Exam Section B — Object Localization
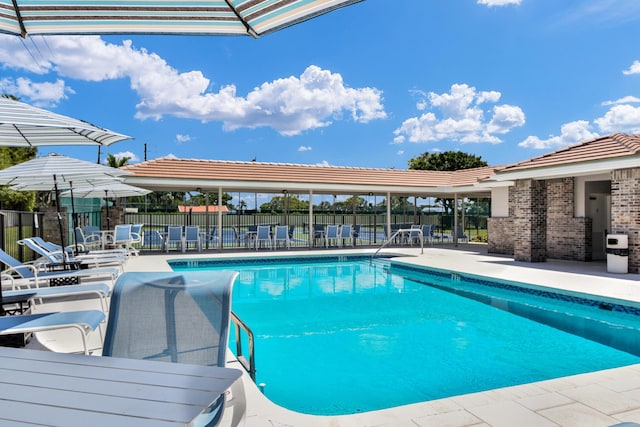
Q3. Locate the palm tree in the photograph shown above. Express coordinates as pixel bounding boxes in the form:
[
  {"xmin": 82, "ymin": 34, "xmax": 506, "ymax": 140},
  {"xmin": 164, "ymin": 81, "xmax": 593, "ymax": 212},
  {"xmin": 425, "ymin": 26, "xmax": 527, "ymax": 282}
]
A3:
[{"xmin": 106, "ymin": 153, "xmax": 130, "ymax": 168}]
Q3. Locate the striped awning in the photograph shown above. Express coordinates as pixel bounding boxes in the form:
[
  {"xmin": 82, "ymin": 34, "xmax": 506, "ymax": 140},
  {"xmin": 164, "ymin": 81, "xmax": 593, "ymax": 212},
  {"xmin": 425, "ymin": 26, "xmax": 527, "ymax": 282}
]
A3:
[
  {"xmin": 0, "ymin": 97, "xmax": 132, "ymax": 146},
  {"xmin": 0, "ymin": 0, "xmax": 364, "ymax": 38}
]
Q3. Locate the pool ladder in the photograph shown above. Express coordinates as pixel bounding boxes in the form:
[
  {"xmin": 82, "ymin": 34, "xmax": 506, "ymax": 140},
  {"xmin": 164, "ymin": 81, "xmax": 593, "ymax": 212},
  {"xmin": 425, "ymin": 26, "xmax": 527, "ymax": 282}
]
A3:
[
  {"xmin": 371, "ymin": 228, "xmax": 424, "ymax": 262},
  {"xmin": 230, "ymin": 311, "xmax": 256, "ymax": 382}
]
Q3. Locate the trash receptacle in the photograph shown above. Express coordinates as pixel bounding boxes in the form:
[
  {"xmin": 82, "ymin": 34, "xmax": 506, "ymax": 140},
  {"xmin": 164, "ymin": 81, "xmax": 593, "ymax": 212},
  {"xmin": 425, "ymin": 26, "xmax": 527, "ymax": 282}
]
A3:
[{"xmin": 606, "ymin": 234, "xmax": 628, "ymax": 274}]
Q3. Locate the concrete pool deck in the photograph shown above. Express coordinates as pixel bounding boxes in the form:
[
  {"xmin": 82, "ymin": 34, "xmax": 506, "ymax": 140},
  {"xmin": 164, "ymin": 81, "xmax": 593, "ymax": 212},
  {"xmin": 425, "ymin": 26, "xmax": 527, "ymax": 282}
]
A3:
[{"xmin": 126, "ymin": 244, "xmax": 640, "ymax": 427}]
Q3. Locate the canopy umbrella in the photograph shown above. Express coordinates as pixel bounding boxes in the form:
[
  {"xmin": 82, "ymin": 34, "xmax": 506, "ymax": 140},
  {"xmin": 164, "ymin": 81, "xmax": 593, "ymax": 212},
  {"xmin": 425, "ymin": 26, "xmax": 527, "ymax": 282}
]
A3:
[
  {"xmin": 0, "ymin": 97, "xmax": 132, "ymax": 147},
  {"xmin": 61, "ymin": 182, "xmax": 152, "ymax": 228},
  {"xmin": 0, "ymin": 0, "xmax": 363, "ymax": 39},
  {"xmin": 0, "ymin": 154, "xmax": 130, "ymax": 257}
]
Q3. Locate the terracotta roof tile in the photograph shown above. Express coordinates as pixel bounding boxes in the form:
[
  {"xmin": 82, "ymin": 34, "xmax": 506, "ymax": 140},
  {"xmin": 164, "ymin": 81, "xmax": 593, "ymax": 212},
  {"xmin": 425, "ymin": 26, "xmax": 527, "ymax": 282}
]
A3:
[
  {"xmin": 123, "ymin": 158, "xmax": 496, "ymax": 191},
  {"xmin": 500, "ymin": 133, "xmax": 640, "ymax": 172}
]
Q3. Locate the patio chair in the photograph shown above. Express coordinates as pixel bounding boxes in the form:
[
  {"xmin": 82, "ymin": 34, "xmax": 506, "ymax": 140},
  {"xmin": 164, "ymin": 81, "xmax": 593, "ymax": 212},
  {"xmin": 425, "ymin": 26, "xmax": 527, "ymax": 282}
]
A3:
[
  {"xmin": 421, "ymin": 224, "xmax": 434, "ymax": 245},
  {"xmin": 455, "ymin": 225, "xmax": 469, "ymax": 243},
  {"xmin": 0, "ymin": 248, "xmax": 119, "ymax": 288},
  {"xmin": 254, "ymin": 225, "xmax": 272, "ymax": 250},
  {"xmin": 102, "ymin": 271, "xmax": 245, "ymax": 426},
  {"xmin": 339, "ymin": 224, "xmax": 353, "ymax": 247},
  {"xmin": 313, "ymin": 224, "xmax": 325, "ymax": 247},
  {"xmin": 0, "ymin": 310, "xmax": 105, "ymax": 354},
  {"xmin": 325, "ymin": 224, "xmax": 339, "ymax": 248},
  {"xmin": 74, "ymin": 227, "xmax": 102, "ymax": 251},
  {"xmin": 105, "ymin": 224, "xmax": 139, "ymax": 256},
  {"xmin": 165, "ymin": 226, "xmax": 184, "ymax": 252},
  {"xmin": 130, "ymin": 223, "xmax": 144, "ymax": 249},
  {"xmin": 273, "ymin": 225, "xmax": 290, "ymax": 249},
  {"xmin": 184, "ymin": 225, "xmax": 203, "ymax": 252},
  {"xmin": 408, "ymin": 224, "xmax": 422, "ymax": 246},
  {"xmin": 353, "ymin": 224, "xmax": 361, "ymax": 244}
]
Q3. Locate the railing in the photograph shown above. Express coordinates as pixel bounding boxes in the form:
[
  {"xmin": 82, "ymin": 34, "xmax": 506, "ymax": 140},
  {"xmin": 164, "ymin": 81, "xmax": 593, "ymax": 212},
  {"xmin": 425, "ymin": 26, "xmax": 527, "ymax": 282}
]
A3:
[
  {"xmin": 371, "ymin": 228, "xmax": 423, "ymax": 261},
  {"xmin": 230, "ymin": 310, "xmax": 256, "ymax": 382}
]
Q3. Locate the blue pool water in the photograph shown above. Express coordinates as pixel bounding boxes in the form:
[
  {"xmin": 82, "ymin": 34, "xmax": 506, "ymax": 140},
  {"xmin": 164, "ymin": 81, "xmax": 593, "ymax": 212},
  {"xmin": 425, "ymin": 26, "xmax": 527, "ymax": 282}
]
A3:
[{"xmin": 170, "ymin": 255, "xmax": 640, "ymax": 415}]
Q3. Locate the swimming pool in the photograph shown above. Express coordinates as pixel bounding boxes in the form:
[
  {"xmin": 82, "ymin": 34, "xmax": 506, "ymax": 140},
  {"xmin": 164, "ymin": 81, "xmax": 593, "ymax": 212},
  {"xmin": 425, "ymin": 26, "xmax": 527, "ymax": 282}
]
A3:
[{"xmin": 170, "ymin": 255, "xmax": 640, "ymax": 415}]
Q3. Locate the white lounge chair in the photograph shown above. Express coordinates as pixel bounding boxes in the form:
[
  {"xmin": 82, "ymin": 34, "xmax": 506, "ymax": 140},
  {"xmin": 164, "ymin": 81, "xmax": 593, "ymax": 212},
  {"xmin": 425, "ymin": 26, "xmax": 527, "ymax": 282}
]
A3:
[
  {"xmin": 339, "ymin": 224, "xmax": 353, "ymax": 247},
  {"xmin": 4, "ymin": 283, "xmax": 111, "ymax": 312},
  {"xmin": 0, "ymin": 310, "xmax": 105, "ymax": 354},
  {"xmin": 325, "ymin": 225, "xmax": 339, "ymax": 248},
  {"xmin": 165, "ymin": 226, "xmax": 184, "ymax": 252},
  {"xmin": 183, "ymin": 225, "xmax": 202, "ymax": 252}
]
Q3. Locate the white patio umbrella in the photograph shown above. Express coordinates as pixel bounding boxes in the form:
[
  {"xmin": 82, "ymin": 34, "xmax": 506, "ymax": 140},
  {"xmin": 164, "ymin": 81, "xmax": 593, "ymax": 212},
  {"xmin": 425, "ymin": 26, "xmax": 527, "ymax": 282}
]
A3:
[
  {"xmin": 0, "ymin": 154, "xmax": 130, "ymax": 256},
  {"xmin": 61, "ymin": 182, "xmax": 152, "ymax": 228},
  {"xmin": 1, "ymin": 0, "xmax": 363, "ymax": 39},
  {"xmin": 0, "ymin": 97, "xmax": 132, "ymax": 147}
]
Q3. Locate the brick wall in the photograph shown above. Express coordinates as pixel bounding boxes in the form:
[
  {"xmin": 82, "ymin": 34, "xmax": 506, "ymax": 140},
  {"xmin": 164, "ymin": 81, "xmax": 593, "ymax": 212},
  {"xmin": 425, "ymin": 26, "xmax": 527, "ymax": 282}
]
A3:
[
  {"xmin": 611, "ymin": 168, "xmax": 640, "ymax": 272},
  {"xmin": 546, "ymin": 178, "xmax": 592, "ymax": 261},
  {"xmin": 513, "ymin": 179, "xmax": 547, "ymax": 262},
  {"xmin": 488, "ymin": 186, "xmax": 514, "ymax": 254},
  {"xmin": 41, "ymin": 205, "xmax": 68, "ymax": 246}
]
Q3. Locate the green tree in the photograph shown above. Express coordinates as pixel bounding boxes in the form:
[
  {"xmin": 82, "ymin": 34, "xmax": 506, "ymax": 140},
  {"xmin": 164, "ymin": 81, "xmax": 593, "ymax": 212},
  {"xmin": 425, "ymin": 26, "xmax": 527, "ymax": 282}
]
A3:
[
  {"xmin": 408, "ymin": 150, "xmax": 487, "ymax": 171},
  {"xmin": 408, "ymin": 151, "xmax": 488, "ymax": 214},
  {"xmin": 0, "ymin": 94, "xmax": 38, "ymax": 210}
]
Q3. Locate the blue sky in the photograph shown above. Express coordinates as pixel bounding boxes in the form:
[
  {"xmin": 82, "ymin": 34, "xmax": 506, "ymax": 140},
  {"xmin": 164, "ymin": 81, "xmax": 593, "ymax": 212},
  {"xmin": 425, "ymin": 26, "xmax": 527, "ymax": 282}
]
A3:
[{"xmin": 1, "ymin": 0, "xmax": 640, "ymax": 171}]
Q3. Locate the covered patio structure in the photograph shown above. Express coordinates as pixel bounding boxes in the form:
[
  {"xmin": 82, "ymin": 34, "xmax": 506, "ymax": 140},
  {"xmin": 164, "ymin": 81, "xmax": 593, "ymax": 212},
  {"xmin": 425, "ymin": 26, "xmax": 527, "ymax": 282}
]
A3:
[{"xmin": 122, "ymin": 158, "xmax": 495, "ymax": 250}]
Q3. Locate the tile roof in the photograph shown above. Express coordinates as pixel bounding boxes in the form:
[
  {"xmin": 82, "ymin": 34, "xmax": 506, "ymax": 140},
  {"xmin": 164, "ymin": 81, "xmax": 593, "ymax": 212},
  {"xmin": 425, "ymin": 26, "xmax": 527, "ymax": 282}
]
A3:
[
  {"xmin": 123, "ymin": 158, "xmax": 496, "ymax": 194},
  {"xmin": 499, "ymin": 133, "xmax": 640, "ymax": 173}
]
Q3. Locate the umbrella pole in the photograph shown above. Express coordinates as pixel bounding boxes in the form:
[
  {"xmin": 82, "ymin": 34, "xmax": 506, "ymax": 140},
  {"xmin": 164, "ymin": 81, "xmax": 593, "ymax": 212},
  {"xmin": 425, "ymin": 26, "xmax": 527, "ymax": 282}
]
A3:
[
  {"xmin": 54, "ymin": 175, "xmax": 68, "ymax": 270},
  {"xmin": 105, "ymin": 190, "xmax": 110, "ymax": 229},
  {"xmin": 70, "ymin": 183, "xmax": 79, "ymax": 254}
]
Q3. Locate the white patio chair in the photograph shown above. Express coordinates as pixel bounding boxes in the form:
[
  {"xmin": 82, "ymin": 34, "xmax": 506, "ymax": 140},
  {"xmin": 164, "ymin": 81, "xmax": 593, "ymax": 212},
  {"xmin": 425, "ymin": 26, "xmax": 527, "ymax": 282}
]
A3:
[
  {"xmin": 325, "ymin": 225, "xmax": 339, "ymax": 248},
  {"xmin": 339, "ymin": 224, "xmax": 353, "ymax": 247}
]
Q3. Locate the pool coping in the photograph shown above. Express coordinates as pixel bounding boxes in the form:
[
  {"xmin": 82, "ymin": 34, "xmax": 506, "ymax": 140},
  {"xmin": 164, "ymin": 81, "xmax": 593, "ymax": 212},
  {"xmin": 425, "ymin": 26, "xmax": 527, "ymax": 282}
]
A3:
[{"xmin": 127, "ymin": 245, "xmax": 640, "ymax": 427}]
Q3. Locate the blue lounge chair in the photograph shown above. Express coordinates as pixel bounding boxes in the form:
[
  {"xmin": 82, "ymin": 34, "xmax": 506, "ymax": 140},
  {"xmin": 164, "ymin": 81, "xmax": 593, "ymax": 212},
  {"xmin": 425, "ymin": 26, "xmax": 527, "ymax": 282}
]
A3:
[
  {"xmin": 18, "ymin": 238, "xmax": 125, "ymax": 272},
  {"xmin": 184, "ymin": 225, "xmax": 202, "ymax": 252},
  {"xmin": 102, "ymin": 271, "xmax": 245, "ymax": 426},
  {"xmin": 325, "ymin": 224, "xmax": 339, "ymax": 247},
  {"xmin": 339, "ymin": 224, "xmax": 353, "ymax": 247},
  {"xmin": 0, "ymin": 310, "xmax": 105, "ymax": 354},
  {"xmin": 0, "ymin": 248, "xmax": 119, "ymax": 288}
]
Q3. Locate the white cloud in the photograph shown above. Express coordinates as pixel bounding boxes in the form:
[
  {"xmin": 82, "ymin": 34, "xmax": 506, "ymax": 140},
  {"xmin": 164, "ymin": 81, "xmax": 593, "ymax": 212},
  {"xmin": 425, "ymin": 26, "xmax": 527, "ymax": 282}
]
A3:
[
  {"xmin": 391, "ymin": 135, "xmax": 404, "ymax": 144},
  {"xmin": 396, "ymin": 150, "xmax": 404, "ymax": 156},
  {"xmin": 623, "ymin": 60, "xmax": 640, "ymax": 75},
  {"xmin": 0, "ymin": 77, "xmax": 72, "ymax": 106},
  {"xmin": 298, "ymin": 146, "xmax": 312, "ymax": 152},
  {"xmin": 316, "ymin": 160, "xmax": 331, "ymax": 166},
  {"xmin": 394, "ymin": 83, "xmax": 525, "ymax": 145},
  {"xmin": 518, "ymin": 120, "xmax": 599, "ymax": 149},
  {"xmin": 594, "ymin": 104, "xmax": 640, "ymax": 133},
  {"xmin": 602, "ymin": 96, "xmax": 640, "ymax": 106},
  {"xmin": 176, "ymin": 134, "xmax": 191, "ymax": 143},
  {"xmin": 0, "ymin": 35, "xmax": 386, "ymax": 136},
  {"xmin": 477, "ymin": 0, "xmax": 521, "ymax": 6}
]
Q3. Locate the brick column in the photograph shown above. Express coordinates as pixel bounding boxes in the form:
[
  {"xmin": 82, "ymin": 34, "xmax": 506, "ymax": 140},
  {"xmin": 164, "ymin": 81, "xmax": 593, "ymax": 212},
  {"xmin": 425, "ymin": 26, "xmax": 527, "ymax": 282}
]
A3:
[
  {"xmin": 513, "ymin": 179, "xmax": 547, "ymax": 262},
  {"xmin": 611, "ymin": 168, "xmax": 640, "ymax": 273},
  {"xmin": 41, "ymin": 206, "xmax": 68, "ymax": 246}
]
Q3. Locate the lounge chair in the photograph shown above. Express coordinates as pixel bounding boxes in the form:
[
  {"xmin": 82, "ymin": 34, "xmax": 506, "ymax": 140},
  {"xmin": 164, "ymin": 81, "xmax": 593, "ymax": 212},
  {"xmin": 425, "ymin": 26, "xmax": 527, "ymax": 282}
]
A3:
[
  {"xmin": 273, "ymin": 225, "xmax": 290, "ymax": 249},
  {"xmin": 339, "ymin": 224, "xmax": 353, "ymax": 247},
  {"xmin": 421, "ymin": 224, "xmax": 434, "ymax": 245},
  {"xmin": 325, "ymin": 225, "xmax": 339, "ymax": 248},
  {"xmin": 254, "ymin": 225, "xmax": 272, "ymax": 250},
  {"xmin": 18, "ymin": 238, "xmax": 125, "ymax": 272},
  {"xmin": 165, "ymin": 226, "xmax": 184, "ymax": 252},
  {"xmin": 183, "ymin": 225, "xmax": 202, "ymax": 252},
  {"xmin": 313, "ymin": 224, "xmax": 325, "ymax": 247},
  {"xmin": 0, "ymin": 310, "xmax": 105, "ymax": 354},
  {"xmin": 0, "ymin": 248, "xmax": 119, "ymax": 288},
  {"xmin": 130, "ymin": 223, "xmax": 144, "ymax": 249},
  {"xmin": 102, "ymin": 271, "xmax": 245, "ymax": 426},
  {"xmin": 4, "ymin": 283, "xmax": 111, "ymax": 312}
]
